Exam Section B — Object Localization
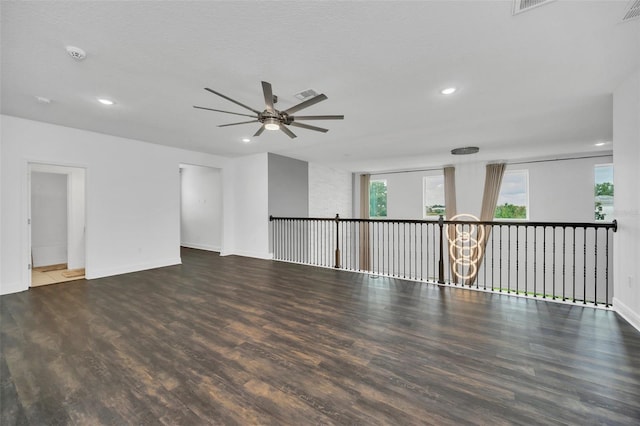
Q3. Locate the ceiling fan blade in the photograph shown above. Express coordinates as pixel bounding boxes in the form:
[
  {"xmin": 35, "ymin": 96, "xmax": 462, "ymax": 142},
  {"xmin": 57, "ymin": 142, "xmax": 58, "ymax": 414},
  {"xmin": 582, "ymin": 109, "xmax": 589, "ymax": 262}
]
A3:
[
  {"xmin": 289, "ymin": 122, "xmax": 329, "ymax": 133},
  {"xmin": 282, "ymin": 94, "xmax": 328, "ymax": 115},
  {"xmin": 254, "ymin": 125, "xmax": 266, "ymax": 137},
  {"xmin": 262, "ymin": 81, "xmax": 275, "ymax": 113},
  {"xmin": 193, "ymin": 106, "xmax": 257, "ymax": 119},
  {"xmin": 204, "ymin": 88, "xmax": 261, "ymax": 114},
  {"xmin": 218, "ymin": 120, "xmax": 259, "ymax": 128},
  {"xmin": 280, "ymin": 125, "xmax": 297, "ymax": 139},
  {"xmin": 291, "ymin": 115, "xmax": 344, "ymax": 120}
]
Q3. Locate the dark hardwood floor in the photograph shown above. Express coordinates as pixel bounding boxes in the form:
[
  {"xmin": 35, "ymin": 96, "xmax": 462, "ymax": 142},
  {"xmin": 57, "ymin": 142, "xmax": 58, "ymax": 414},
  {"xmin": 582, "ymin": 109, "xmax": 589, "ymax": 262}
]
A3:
[{"xmin": 1, "ymin": 248, "xmax": 639, "ymax": 425}]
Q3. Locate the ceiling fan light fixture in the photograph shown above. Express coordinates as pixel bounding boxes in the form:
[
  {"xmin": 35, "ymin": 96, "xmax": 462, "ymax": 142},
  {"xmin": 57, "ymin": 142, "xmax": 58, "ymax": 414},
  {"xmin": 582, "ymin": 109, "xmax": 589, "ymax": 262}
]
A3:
[{"xmin": 264, "ymin": 118, "xmax": 280, "ymax": 130}]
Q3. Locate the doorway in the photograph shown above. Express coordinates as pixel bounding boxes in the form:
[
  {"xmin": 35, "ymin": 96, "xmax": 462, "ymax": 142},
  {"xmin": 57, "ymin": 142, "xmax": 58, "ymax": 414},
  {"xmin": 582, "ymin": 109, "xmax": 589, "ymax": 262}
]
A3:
[
  {"xmin": 29, "ymin": 163, "xmax": 86, "ymax": 287},
  {"xmin": 179, "ymin": 164, "xmax": 222, "ymax": 252}
]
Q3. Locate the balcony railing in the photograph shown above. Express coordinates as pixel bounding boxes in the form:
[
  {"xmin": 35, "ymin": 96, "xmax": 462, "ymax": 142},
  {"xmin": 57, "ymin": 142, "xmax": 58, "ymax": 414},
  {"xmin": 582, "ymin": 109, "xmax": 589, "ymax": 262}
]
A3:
[{"xmin": 270, "ymin": 215, "xmax": 617, "ymax": 307}]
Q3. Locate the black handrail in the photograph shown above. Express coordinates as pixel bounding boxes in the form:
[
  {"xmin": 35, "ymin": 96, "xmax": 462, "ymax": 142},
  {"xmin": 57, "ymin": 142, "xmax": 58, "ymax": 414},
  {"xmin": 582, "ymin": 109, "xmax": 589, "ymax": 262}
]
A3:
[
  {"xmin": 269, "ymin": 215, "xmax": 617, "ymax": 307},
  {"xmin": 270, "ymin": 215, "xmax": 618, "ymax": 231}
]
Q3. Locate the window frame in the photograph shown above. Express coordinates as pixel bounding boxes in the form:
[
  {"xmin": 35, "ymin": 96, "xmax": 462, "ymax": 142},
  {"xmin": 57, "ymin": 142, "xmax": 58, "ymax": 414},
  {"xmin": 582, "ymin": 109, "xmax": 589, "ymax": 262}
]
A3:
[{"xmin": 494, "ymin": 169, "xmax": 530, "ymax": 221}]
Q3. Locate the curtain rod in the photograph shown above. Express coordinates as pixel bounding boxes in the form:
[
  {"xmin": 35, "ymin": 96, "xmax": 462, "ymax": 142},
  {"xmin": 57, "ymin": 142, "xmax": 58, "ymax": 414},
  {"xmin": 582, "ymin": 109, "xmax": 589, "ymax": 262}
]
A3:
[
  {"xmin": 370, "ymin": 167, "xmax": 443, "ymax": 177},
  {"xmin": 368, "ymin": 153, "xmax": 613, "ymax": 176},
  {"xmin": 506, "ymin": 154, "xmax": 612, "ymax": 166}
]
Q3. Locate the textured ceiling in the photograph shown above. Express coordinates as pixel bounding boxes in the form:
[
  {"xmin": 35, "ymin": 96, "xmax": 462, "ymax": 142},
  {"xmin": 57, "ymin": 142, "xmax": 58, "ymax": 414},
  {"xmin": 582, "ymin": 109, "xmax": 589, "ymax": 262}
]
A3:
[{"xmin": 1, "ymin": 1, "xmax": 638, "ymax": 172}]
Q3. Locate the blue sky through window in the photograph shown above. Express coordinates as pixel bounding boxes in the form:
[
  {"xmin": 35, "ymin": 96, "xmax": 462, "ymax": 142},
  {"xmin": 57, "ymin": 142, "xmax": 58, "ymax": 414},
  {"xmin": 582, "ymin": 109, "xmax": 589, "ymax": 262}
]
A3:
[
  {"xmin": 498, "ymin": 170, "xmax": 528, "ymax": 206},
  {"xmin": 424, "ymin": 175, "xmax": 445, "ymax": 205},
  {"xmin": 595, "ymin": 164, "xmax": 613, "ymax": 184}
]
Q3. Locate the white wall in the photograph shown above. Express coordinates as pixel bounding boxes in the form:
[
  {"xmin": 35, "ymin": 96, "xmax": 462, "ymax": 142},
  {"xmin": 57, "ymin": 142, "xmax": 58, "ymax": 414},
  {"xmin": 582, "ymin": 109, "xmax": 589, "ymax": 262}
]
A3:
[
  {"xmin": 221, "ymin": 152, "xmax": 270, "ymax": 259},
  {"xmin": 30, "ymin": 172, "xmax": 67, "ymax": 267},
  {"xmin": 180, "ymin": 165, "xmax": 222, "ymax": 252},
  {"xmin": 455, "ymin": 163, "xmax": 485, "ymax": 219},
  {"xmin": 309, "ymin": 163, "xmax": 352, "ymax": 217},
  {"xmin": 1, "ymin": 115, "xmax": 227, "ymax": 295},
  {"xmin": 613, "ymin": 69, "xmax": 640, "ymax": 331},
  {"xmin": 353, "ymin": 169, "xmax": 444, "ymax": 219},
  {"xmin": 525, "ymin": 157, "xmax": 613, "ymax": 222}
]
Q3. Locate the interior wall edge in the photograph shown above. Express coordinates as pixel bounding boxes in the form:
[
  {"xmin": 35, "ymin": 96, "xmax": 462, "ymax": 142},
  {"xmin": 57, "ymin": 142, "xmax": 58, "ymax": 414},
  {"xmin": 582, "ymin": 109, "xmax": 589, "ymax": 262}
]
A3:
[
  {"xmin": 86, "ymin": 257, "xmax": 181, "ymax": 280},
  {"xmin": 219, "ymin": 249, "xmax": 273, "ymax": 260},
  {"xmin": 613, "ymin": 297, "xmax": 640, "ymax": 333},
  {"xmin": 180, "ymin": 243, "xmax": 221, "ymax": 252}
]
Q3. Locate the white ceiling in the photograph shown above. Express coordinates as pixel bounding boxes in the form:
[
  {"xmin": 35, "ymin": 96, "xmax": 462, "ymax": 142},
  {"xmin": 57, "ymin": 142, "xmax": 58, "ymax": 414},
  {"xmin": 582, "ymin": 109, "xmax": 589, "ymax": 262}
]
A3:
[{"xmin": 1, "ymin": 1, "xmax": 638, "ymax": 172}]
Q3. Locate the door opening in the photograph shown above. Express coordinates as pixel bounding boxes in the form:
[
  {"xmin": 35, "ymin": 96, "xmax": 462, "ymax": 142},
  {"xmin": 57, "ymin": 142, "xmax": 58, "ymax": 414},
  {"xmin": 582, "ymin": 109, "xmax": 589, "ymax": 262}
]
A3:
[
  {"xmin": 29, "ymin": 163, "xmax": 86, "ymax": 287},
  {"xmin": 179, "ymin": 164, "xmax": 222, "ymax": 253}
]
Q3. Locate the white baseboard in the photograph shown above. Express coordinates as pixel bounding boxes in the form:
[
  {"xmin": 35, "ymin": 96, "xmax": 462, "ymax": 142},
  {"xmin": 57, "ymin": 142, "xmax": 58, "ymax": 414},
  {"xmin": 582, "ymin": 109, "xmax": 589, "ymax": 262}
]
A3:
[
  {"xmin": 220, "ymin": 249, "xmax": 273, "ymax": 260},
  {"xmin": 613, "ymin": 297, "xmax": 640, "ymax": 333},
  {"xmin": 0, "ymin": 282, "xmax": 27, "ymax": 296},
  {"xmin": 86, "ymin": 257, "xmax": 181, "ymax": 280},
  {"xmin": 180, "ymin": 242, "xmax": 221, "ymax": 252}
]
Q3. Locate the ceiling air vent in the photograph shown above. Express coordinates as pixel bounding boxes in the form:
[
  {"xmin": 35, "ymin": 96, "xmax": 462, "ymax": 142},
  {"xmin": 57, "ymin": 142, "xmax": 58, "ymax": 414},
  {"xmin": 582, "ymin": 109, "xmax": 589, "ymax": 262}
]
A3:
[
  {"xmin": 512, "ymin": 0, "xmax": 555, "ymax": 16},
  {"xmin": 622, "ymin": 0, "xmax": 640, "ymax": 22},
  {"xmin": 294, "ymin": 89, "xmax": 319, "ymax": 101}
]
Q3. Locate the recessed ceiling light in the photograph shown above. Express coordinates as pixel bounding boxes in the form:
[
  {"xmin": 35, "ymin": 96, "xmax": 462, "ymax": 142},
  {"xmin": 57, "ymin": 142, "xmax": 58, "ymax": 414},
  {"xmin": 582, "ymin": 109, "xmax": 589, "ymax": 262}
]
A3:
[
  {"xmin": 66, "ymin": 46, "xmax": 86, "ymax": 61},
  {"xmin": 242, "ymin": 138, "xmax": 251, "ymax": 143},
  {"xmin": 595, "ymin": 142, "xmax": 606, "ymax": 146},
  {"xmin": 97, "ymin": 98, "xmax": 114, "ymax": 106},
  {"xmin": 35, "ymin": 96, "xmax": 51, "ymax": 104},
  {"xmin": 441, "ymin": 87, "xmax": 457, "ymax": 95},
  {"xmin": 595, "ymin": 141, "xmax": 610, "ymax": 146}
]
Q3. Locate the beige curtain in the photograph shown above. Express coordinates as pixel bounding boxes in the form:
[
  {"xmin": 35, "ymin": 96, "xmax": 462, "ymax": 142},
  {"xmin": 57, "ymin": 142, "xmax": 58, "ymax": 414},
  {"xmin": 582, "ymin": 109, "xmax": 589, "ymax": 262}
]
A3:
[
  {"xmin": 468, "ymin": 163, "xmax": 506, "ymax": 285},
  {"xmin": 480, "ymin": 163, "xmax": 506, "ymax": 222},
  {"xmin": 359, "ymin": 174, "xmax": 371, "ymax": 271},
  {"xmin": 443, "ymin": 167, "xmax": 458, "ymax": 283}
]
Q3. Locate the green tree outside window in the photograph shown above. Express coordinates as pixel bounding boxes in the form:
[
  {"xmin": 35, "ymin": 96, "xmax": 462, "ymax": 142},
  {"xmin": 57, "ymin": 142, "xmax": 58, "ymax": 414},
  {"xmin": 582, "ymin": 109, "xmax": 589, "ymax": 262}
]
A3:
[
  {"xmin": 495, "ymin": 203, "xmax": 527, "ymax": 219},
  {"xmin": 594, "ymin": 164, "xmax": 613, "ymax": 221},
  {"xmin": 369, "ymin": 180, "xmax": 387, "ymax": 217}
]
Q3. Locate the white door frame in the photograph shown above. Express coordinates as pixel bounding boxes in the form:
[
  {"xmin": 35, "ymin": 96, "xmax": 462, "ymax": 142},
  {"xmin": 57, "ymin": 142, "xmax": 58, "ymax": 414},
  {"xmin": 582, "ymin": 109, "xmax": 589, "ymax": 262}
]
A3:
[
  {"xmin": 27, "ymin": 161, "xmax": 87, "ymax": 287},
  {"xmin": 178, "ymin": 163, "xmax": 223, "ymax": 253}
]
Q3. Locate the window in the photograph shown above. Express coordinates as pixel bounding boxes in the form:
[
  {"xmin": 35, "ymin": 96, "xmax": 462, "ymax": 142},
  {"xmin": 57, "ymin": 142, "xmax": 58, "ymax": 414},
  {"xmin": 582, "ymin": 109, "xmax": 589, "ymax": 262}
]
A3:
[
  {"xmin": 594, "ymin": 164, "xmax": 613, "ymax": 221},
  {"xmin": 495, "ymin": 170, "xmax": 529, "ymax": 220},
  {"xmin": 423, "ymin": 175, "xmax": 445, "ymax": 218},
  {"xmin": 369, "ymin": 179, "xmax": 387, "ymax": 217}
]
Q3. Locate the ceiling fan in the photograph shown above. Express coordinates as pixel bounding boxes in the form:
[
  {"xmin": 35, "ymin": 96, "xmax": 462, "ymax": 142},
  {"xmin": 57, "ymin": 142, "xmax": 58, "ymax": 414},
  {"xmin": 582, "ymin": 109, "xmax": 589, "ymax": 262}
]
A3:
[{"xmin": 194, "ymin": 81, "xmax": 344, "ymax": 139}]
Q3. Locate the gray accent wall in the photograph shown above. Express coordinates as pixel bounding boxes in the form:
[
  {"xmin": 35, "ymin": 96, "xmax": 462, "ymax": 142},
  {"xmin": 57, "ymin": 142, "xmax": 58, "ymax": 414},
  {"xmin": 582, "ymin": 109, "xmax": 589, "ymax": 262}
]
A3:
[
  {"xmin": 267, "ymin": 153, "xmax": 309, "ymax": 259},
  {"xmin": 268, "ymin": 153, "xmax": 309, "ymax": 217}
]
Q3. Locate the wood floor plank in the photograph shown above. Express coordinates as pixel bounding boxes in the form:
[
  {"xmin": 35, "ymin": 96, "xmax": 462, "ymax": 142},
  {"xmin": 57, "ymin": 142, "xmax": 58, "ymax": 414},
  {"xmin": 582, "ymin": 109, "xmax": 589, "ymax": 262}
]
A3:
[{"xmin": 1, "ymin": 247, "xmax": 639, "ymax": 424}]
